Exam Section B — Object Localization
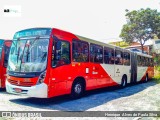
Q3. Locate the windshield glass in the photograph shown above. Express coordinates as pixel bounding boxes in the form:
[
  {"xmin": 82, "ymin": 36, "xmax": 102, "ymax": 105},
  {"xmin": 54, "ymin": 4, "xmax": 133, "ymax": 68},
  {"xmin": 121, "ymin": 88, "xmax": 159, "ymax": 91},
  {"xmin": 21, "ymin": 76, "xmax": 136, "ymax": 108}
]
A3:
[
  {"xmin": 8, "ymin": 38, "xmax": 49, "ymax": 72},
  {"xmin": 0, "ymin": 40, "xmax": 4, "ymax": 60},
  {"xmin": 0, "ymin": 47, "xmax": 2, "ymax": 60}
]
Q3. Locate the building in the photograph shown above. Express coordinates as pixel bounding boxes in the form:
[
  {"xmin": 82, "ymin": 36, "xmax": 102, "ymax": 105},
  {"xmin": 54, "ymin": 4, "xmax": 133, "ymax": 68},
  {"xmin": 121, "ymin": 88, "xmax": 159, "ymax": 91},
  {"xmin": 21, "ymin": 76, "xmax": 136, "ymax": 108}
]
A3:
[{"xmin": 110, "ymin": 40, "xmax": 153, "ymax": 55}]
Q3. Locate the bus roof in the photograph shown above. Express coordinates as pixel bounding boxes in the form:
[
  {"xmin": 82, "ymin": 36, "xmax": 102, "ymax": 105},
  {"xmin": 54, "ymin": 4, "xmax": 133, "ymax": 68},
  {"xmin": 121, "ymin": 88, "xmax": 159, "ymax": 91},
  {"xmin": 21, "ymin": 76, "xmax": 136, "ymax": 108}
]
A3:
[
  {"xmin": 136, "ymin": 52, "xmax": 152, "ymax": 58},
  {"xmin": 13, "ymin": 27, "xmax": 152, "ymax": 58}
]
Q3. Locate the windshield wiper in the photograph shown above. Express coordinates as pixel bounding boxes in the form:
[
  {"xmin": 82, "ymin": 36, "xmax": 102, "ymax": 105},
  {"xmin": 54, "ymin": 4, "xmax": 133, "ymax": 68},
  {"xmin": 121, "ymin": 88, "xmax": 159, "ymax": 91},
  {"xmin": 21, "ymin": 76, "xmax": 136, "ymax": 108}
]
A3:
[{"xmin": 16, "ymin": 47, "xmax": 20, "ymax": 63}]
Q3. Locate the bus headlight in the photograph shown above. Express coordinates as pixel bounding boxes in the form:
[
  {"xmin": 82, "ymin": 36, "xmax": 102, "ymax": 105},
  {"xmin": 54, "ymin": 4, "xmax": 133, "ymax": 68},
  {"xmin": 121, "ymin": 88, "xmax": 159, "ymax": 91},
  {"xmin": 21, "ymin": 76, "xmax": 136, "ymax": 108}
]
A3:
[{"xmin": 38, "ymin": 71, "xmax": 46, "ymax": 84}]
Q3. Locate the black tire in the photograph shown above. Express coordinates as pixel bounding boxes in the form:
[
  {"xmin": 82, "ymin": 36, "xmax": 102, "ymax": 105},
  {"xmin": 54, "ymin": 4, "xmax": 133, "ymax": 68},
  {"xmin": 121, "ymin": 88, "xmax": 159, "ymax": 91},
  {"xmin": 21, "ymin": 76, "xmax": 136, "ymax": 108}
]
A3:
[
  {"xmin": 144, "ymin": 74, "xmax": 148, "ymax": 83},
  {"xmin": 71, "ymin": 79, "xmax": 85, "ymax": 99},
  {"xmin": 121, "ymin": 76, "xmax": 127, "ymax": 88}
]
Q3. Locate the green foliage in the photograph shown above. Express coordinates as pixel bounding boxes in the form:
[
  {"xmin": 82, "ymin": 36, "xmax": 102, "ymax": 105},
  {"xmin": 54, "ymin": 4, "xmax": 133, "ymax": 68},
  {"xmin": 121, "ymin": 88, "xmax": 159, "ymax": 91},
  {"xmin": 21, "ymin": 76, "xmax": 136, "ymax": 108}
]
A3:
[
  {"xmin": 154, "ymin": 54, "xmax": 160, "ymax": 66},
  {"xmin": 153, "ymin": 70, "xmax": 160, "ymax": 83},
  {"xmin": 109, "ymin": 41, "xmax": 129, "ymax": 48},
  {"xmin": 153, "ymin": 55, "xmax": 160, "ymax": 83},
  {"xmin": 120, "ymin": 8, "xmax": 160, "ymax": 53}
]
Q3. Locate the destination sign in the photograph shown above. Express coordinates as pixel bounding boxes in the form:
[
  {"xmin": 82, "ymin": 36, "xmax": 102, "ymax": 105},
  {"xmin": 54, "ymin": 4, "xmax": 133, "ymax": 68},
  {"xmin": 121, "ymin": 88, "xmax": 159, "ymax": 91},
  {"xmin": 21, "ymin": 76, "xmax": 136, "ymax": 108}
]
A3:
[{"xmin": 13, "ymin": 28, "xmax": 52, "ymax": 39}]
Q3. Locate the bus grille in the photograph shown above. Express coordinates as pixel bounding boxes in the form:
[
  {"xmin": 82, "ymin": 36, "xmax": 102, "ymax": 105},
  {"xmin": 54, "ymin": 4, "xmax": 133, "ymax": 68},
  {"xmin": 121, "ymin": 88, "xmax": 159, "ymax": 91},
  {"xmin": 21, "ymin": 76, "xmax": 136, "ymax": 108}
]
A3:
[{"xmin": 8, "ymin": 79, "xmax": 34, "ymax": 87}]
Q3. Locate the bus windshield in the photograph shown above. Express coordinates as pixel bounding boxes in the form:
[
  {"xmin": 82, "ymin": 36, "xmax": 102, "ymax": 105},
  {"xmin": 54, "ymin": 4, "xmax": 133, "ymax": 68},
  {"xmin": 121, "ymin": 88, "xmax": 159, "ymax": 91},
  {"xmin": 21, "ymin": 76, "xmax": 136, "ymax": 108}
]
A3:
[
  {"xmin": 8, "ymin": 38, "xmax": 49, "ymax": 72},
  {"xmin": 0, "ymin": 47, "xmax": 2, "ymax": 60},
  {"xmin": 0, "ymin": 40, "xmax": 4, "ymax": 60}
]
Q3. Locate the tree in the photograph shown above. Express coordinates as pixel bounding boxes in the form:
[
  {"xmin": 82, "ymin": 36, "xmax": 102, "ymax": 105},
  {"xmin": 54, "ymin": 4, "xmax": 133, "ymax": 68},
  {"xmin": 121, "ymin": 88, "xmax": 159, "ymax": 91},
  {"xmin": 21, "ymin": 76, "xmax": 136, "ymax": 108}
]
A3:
[{"xmin": 120, "ymin": 8, "xmax": 160, "ymax": 53}]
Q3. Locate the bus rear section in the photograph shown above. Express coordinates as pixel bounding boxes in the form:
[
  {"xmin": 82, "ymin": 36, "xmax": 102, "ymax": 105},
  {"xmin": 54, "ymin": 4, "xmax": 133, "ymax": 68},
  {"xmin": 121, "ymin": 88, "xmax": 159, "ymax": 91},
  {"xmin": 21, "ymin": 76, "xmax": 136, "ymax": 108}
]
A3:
[
  {"xmin": 6, "ymin": 27, "xmax": 154, "ymax": 98},
  {"xmin": 0, "ymin": 39, "xmax": 12, "ymax": 88},
  {"xmin": 136, "ymin": 53, "xmax": 154, "ymax": 82}
]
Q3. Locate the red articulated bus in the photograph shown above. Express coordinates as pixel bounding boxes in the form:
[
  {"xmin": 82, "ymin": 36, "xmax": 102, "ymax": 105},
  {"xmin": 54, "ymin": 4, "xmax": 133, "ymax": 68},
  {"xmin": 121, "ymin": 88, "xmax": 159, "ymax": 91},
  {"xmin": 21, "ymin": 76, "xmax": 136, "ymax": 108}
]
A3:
[
  {"xmin": 0, "ymin": 39, "xmax": 12, "ymax": 88},
  {"xmin": 6, "ymin": 28, "xmax": 154, "ymax": 98}
]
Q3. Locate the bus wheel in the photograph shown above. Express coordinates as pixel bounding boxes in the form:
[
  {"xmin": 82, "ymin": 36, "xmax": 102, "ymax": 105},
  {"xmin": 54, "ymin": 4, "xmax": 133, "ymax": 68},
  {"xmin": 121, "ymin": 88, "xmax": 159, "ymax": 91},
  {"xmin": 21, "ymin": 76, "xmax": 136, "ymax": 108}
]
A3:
[
  {"xmin": 71, "ymin": 79, "xmax": 85, "ymax": 99},
  {"xmin": 144, "ymin": 74, "xmax": 148, "ymax": 83},
  {"xmin": 121, "ymin": 76, "xmax": 127, "ymax": 88}
]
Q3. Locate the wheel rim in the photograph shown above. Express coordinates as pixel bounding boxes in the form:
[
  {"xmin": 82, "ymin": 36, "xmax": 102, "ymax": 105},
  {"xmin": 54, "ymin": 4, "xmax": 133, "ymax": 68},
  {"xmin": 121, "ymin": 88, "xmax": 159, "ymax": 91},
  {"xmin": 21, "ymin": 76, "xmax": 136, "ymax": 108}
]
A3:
[
  {"xmin": 146, "ymin": 76, "xmax": 148, "ymax": 82},
  {"xmin": 123, "ymin": 79, "xmax": 126, "ymax": 87},
  {"xmin": 74, "ymin": 83, "xmax": 82, "ymax": 94}
]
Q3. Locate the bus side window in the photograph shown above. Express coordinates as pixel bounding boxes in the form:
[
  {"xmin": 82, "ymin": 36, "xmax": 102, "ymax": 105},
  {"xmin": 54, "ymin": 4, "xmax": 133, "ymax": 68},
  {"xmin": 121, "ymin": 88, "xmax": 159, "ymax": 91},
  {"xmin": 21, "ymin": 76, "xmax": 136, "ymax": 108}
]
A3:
[
  {"xmin": 140, "ymin": 56, "xmax": 142, "ymax": 66},
  {"xmin": 4, "ymin": 45, "xmax": 10, "ymax": 67},
  {"xmin": 145, "ymin": 57, "xmax": 148, "ymax": 66},
  {"xmin": 115, "ymin": 50, "xmax": 123, "ymax": 65},
  {"xmin": 144, "ymin": 57, "xmax": 147, "ymax": 66},
  {"xmin": 148, "ymin": 58, "xmax": 150, "ymax": 66},
  {"xmin": 141, "ymin": 57, "xmax": 145, "ymax": 66},
  {"xmin": 104, "ymin": 47, "xmax": 114, "ymax": 64},
  {"xmin": 124, "ymin": 52, "xmax": 130, "ymax": 66},
  {"xmin": 138, "ymin": 56, "xmax": 141, "ymax": 66},
  {"xmin": 72, "ymin": 41, "xmax": 89, "ymax": 62},
  {"xmin": 90, "ymin": 44, "xmax": 103, "ymax": 63},
  {"xmin": 151, "ymin": 58, "xmax": 154, "ymax": 67},
  {"xmin": 123, "ymin": 52, "xmax": 127, "ymax": 65},
  {"xmin": 52, "ymin": 40, "xmax": 70, "ymax": 67}
]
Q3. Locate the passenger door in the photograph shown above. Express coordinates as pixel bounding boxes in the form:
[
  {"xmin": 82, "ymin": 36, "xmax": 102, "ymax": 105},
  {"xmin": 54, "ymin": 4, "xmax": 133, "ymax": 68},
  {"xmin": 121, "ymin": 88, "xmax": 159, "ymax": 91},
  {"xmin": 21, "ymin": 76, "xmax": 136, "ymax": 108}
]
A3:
[
  {"xmin": 49, "ymin": 38, "xmax": 71, "ymax": 96},
  {"xmin": 130, "ymin": 52, "xmax": 137, "ymax": 83}
]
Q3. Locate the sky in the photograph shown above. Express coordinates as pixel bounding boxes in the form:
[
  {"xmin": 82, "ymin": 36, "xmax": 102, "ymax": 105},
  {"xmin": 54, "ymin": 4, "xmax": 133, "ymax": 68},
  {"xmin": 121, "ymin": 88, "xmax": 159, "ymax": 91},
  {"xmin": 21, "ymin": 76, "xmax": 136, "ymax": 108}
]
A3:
[{"xmin": 0, "ymin": 0, "xmax": 160, "ymax": 43}]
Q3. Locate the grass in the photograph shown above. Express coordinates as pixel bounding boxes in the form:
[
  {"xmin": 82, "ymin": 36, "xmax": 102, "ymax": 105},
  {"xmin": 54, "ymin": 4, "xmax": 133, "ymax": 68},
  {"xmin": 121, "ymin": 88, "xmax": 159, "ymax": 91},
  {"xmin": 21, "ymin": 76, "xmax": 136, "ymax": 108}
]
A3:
[
  {"xmin": 152, "ymin": 67, "xmax": 160, "ymax": 83},
  {"xmin": 153, "ymin": 74, "xmax": 160, "ymax": 83}
]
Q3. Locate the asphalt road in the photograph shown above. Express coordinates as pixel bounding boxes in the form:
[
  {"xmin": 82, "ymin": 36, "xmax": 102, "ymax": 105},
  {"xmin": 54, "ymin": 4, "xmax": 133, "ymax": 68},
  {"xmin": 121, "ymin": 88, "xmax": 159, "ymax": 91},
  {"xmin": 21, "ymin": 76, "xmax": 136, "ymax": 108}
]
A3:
[{"xmin": 0, "ymin": 80, "xmax": 159, "ymax": 120}]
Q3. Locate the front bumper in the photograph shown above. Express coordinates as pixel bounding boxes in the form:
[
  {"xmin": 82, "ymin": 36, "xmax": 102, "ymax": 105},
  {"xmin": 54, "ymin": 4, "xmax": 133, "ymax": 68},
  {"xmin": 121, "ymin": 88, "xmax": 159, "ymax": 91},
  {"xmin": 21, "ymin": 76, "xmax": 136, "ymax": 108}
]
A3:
[{"xmin": 6, "ymin": 80, "xmax": 48, "ymax": 98}]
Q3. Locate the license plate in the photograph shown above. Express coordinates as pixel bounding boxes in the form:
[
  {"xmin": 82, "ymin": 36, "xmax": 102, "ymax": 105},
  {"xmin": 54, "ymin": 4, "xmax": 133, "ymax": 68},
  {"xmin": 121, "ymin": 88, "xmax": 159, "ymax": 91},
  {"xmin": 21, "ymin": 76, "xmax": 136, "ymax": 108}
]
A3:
[{"xmin": 14, "ymin": 88, "xmax": 22, "ymax": 93}]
